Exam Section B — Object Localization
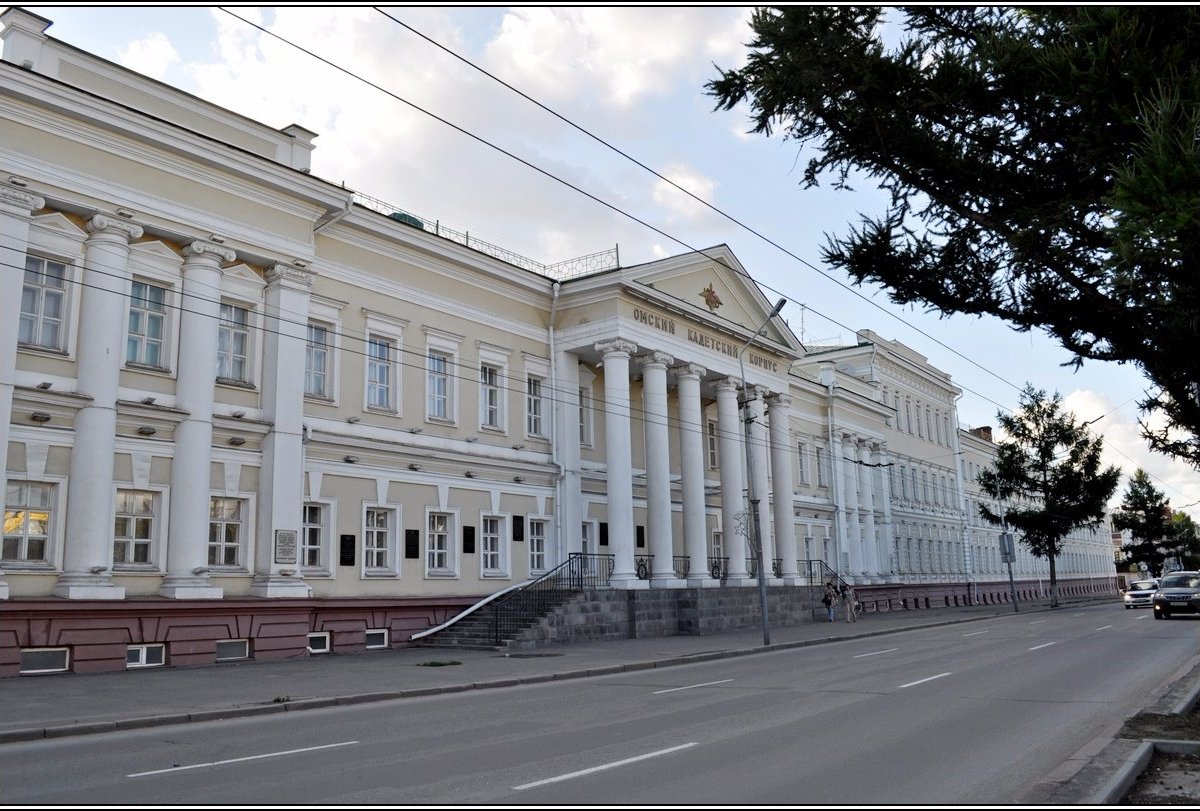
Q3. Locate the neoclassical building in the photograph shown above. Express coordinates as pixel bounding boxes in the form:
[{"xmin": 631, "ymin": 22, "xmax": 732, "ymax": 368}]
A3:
[{"xmin": 0, "ymin": 7, "xmax": 1115, "ymax": 675}]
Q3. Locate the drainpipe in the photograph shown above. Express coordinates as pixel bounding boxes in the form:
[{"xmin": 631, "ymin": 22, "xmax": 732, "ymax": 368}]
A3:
[
  {"xmin": 313, "ymin": 195, "xmax": 353, "ymax": 236},
  {"xmin": 549, "ymin": 281, "xmax": 563, "ymax": 566}
]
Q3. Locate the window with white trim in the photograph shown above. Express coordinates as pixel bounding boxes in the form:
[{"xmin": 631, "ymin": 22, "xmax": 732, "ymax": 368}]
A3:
[
  {"xmin": 217, "ymin": 303, "xmax": 251, "ymax": 383},
  {"xmin": 127, "ymin": 644, "xmax": 165, "ymax": 668},
  {"xmin": 126, "ymin": 281, "xmax": 167, "ymax": 368},
  {"xmin": 364, "ymin": 507, "xmax": 393, "ymax": 572},
  {"xmin": 3, "ymin": 482, "xmax": 53, "ymax": 564},
  {"xmin": 301, "ymin": 503, "xmax": 328, "ymax": 571},
  {"xmin": 480, "ymin": 514, "xmax": 506, "ymax": 576},
  {"xmin": 20, "ymin": 647, "xmax": 69, "ymax": 674},
  {"xmin": 305, "ymin": 322, "xmax": 331, "ymax": 399},
  {"xmin": 20, "ymin": 255, "xmax": 68, "ymax": 351},
  {"xmin": 528, "ymin": 518, "xmax": 547, "ymax": 573},
  {"xmin": 426, "ymin": 511, "xmax": 456, "ymax": 575},
  {"xmin": 480, "ymin": 363, "xmax": 502, "ymax": 430},
  {"xmin": 427, "ymin": 350, "xmax": 452, "ymax": 421},
  {"xmin": 208, "ymin": 497, "xmax": 246, "ymax": 567},
  {"xmin": 707, "ymin": 419, "xmax": 720, "ymax": 469},
  {"xmin": 367, "ymin": 335, "xmax": 395, "ymax": 411},
  {"xmin": 796, "ymin": 441, "xmax": 810, "ymax": 485},
  {"xmin": 579, "ymin": 385, "xmax": 594, "ymax": 447},
  {"xmin": 815, "ymin": 447, "xmax": 828, "ymax": 487},
  {"xmin": 526, "ymin": 375, "xmax": 545, "ymax": 438},
  {"xmin": 113, "ymin": 489, "xmax": 156, "ymax": 567}
]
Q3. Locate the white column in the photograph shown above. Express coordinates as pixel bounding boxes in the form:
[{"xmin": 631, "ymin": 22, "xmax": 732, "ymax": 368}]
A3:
[
  {"xmin": 161, "ymin": 240, "xmax": 234, "ymax": 598},
  {"xmin": 876, "ymin": 443, "xmax": 900, "ymax": 583},
  {"xmin": 0, "ymin": 185, "xmax": 46, "ymax": 600},
  {"xmin": 251, "ymin": 262, "xmax": 313, "ymax": 597},
  {"xmin": 641, "ymin": 352, "xmax": 683, "ymax": 588},
  {"xmin": 767, "ymin": 393, "xmax": 799, "ymax": 583},
  {"xmin": 554, "ymin": 353, "xmax": 582, "ymax": 564},
  {"xmin": 858, "ymin": 440, "xmax": 881, "ymax": 580},
  {"xmin": 596, "ymin": 340, "xmax": 644, "ymax": 589},
  {"xmin": 745, "ymin": 385, "xmax": 773, "ymax": 579},
  {"xmin": 55, "ymin": 215, "xmax": 143, "ymax": 599},
  {"xmin": 674, "ymin": 363, "xmax": 715, "ymax": 587},
  {"xmin": 842, "ymin": 432, "xmax": 864, "ymax": 577},
  {"xmin": 716, "ymin": 378, "xmax": 750, "ymax": 584}
]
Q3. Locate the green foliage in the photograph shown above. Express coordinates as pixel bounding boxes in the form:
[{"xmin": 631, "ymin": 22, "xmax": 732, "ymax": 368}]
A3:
[
  {"xmin": 1166, "ymin": 511, "xmax": 1200, "ymax": 570},
  {"xmin": 708, "ymin": 7, "xmax": 1200, "ymax": 467},
  {"xmin": 1114, "ymin": 468, "xmax": 1173, "ymax": 575},
  {"xmin": 975, "ymin": 385, "xmax": 1121, "ymax": 604}
]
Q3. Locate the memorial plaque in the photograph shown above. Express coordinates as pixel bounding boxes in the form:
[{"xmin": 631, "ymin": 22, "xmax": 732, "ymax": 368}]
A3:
[{"xmin": 274, "ymin": 529, "xmax": 298, "ymax": 565}]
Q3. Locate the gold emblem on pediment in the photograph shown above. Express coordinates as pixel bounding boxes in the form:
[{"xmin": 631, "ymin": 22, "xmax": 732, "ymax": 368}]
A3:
[{"xmin": 700, "ymin": 283, "xmax": 723, "ymax": 311}]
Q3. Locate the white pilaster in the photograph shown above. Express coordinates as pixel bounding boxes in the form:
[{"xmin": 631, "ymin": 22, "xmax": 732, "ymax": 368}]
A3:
[
  {"xmin": 161, "ymin": 240, "xmax": 234, "ymax": 599},
  {"xmin": 715, "ymin": 378, "xmax": 750, "ymax": 584},
  {"xmin": 596, "ymin": 340, "xmax": 644, "ymax": 589},
  {"xmin": 251, "ymin": 262, "xmax": 313, "ymax": 598},
  {"xmin": 554, "ymin": 354, "xmax": 583, "ymax": 565},
  {"xmin": 0, "ymin": 184, "xmax": 45, "ymax": 600},
  {"xmin": 641, "ymin": 351, "xmax": 683, "ymax": 588},
  {"xmin": 876, "ymin": 443, "xmax": 900, "ymax": 583},
  {"xmin": 55, "ymin": 214, "xmax": 143, "ymax": 599},
  {"xmin": 767, "ymin": 393, "xmax": 800, "ymax": 583},
  {"xmin": 674, "ymin": 363, "xmax": 716, "ymax": 587},
  {"xmin": 858, "ymin": 440, "xmax": 881, "ymax": 580},
  {"xmin": 842, "ymin": 432, "xmax": 864, "ymax": 578}
]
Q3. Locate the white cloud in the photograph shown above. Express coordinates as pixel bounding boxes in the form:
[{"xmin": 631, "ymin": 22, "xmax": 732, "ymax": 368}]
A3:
[
  {"xmin": 652, "ymin": 163, "xmax": 716, "ymax": 223},
  {"xmin": 117, "ymin": 32, "xmax": 179, "ymax": 80}
]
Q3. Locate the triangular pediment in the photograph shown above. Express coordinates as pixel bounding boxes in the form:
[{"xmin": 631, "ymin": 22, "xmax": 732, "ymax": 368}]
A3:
[
  {"xmin": 30, "ymin": 212, "xmax": 86, "ymax": 239},
  {"xmin": 625, "ymin": 246, "xmax": 804, "ymax": 353}
]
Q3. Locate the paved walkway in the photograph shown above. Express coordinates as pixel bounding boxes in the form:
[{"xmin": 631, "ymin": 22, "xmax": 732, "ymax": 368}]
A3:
[{"xmin": 0, "ymin": 597, "xmax": 1164, "ymax": 803}]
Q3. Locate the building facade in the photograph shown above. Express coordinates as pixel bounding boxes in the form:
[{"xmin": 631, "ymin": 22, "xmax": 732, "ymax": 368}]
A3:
[{"xmin": 0, "ymin": 7, "xmax": 1116, "ymax": 676}]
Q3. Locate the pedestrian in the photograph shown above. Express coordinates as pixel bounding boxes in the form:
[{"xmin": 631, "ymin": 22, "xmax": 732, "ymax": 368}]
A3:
[
  {"xmin": 843, "ymin": 583, "xmax": 859, "ymax": 623},
  {"xmin": 822, "ymin": 582, "xmax": 838, "ymax": 622}
]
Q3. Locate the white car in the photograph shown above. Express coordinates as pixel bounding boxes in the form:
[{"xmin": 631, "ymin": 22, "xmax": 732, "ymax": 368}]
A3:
[{"xmin": 1123, "ymin": 578, "xmax": 1159, "ymax": 609}]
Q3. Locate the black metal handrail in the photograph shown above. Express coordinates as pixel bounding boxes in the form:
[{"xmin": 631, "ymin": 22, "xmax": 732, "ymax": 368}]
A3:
[
  {"xmin": 710, "ymin": 557, "xmax": 728, "ymax": 580},
  {"xmin": 489, "ymin": 552, "xmax": 614, "ymax": 644}
]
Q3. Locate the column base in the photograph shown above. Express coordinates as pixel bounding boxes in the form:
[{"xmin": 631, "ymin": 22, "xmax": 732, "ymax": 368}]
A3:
[
  {"xmin": 0, "ymin": 578, "xmax": 9, "ymax": 600},
  {"xmin": 724, "ymin": 575, "xmax": 758, "ymax": 587},
  {"xmin": 649, "ymin": 576, "xmax": 688, "ymax": 589},
  {"xmin": 609, "ymin": 574, "xmax": 650, "ymax": 590},
  {"xmin": 53, "ymin": 573, "xmax": 125, "ymax": 600},
  {"xmin": 686, "ymin": 577, "xmax": 721, "ymax": 588},
  {"xmin": 778, "ymin": 576, "xmax": 805, "ymax": 586},
  {"xmin": 249, "ymin": 574, "xmax": 312, "ymax": 598},
  {"xmin": 160, "ymin": 575, "xmax": 224, "ymax": 599}
]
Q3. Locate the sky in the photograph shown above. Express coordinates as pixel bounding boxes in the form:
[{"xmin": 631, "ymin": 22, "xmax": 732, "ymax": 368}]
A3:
[{"xmin": 9, "ymin": 4, "xmax": 1198, "ymax": 520}]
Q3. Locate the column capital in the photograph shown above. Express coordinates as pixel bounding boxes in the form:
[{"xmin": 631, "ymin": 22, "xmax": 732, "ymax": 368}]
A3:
[
  {"xmin": 672, "ymin": 363, "xmax": 707, "ymax": 381},
  {"xmin": 638, "ymin": 350, "xmax": 674, "ymax": 371},
  {"xmin": 765, "ymin": 392, "xmax": 792, "ymax": 410},
  {"xmin": 0, "ymin": 185, "xmax": 44, "ymax": 214},
  {"xmin": 713, "ymin": 377, "xmax": 740, "ymax": 394},
  {"xmin": 595, "ymin": 338, "xmax": 637, "ymax": 358},
  {"xmin": 85, "ymin": 213, "xmax": 143, "ymax": 242},
  {"xmin": 183, "ymin": 239, "xmax": 236, "ymax": 265},
  {"xmin": 266, "ymin": 261, "xmax": 315, "ymax": 290}
]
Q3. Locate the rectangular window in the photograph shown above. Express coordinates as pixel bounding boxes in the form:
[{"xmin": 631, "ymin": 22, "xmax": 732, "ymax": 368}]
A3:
[
  {"xmin": 480, "ymin": 364, "xmax": 502, "ymax": 429},
  {"xmin": 20, "ymin": 255, "xmax": 67, "ymax": 351},
  {"xmin": 427, "ymin": 511, "xmax": 454, "ymax": 574},
  {"xmin": 113, "ymin": 489, "xmax": 155, "ymax": 566},
  {"xmin": 207, "ymin": 497, "xmax": 245, "ymax": 567},
  {"xmin": 3, "ymin": 482, "xmax": 52, "ymax": 563},
  {"xmin": 365, "ymin": 508, "xmax": 390, "ymax": 570},
  {"xmin": 579, "ymin": 386, "xmax": 593, "ymax": 447},
  {"xmin": 305, "ymin": 323, "xmax": 329, "ymax": 398},
  {"xmin": 796, "ymin": 441, "xmax": 810, "ymax": 485},
  {"xmin": 707, "ymin": 420, "xmax": 719, "ymax": 469},
  {"xmin": 306, "ymin": 632, "xmax": 331, "ymax": 654},
  {"xmin": 217, "ymin": 303, "xmax": 250, "ymax": 382},
  {"xmin": 528, "ymin": 518, "xmax": 547, "ymax": 572},
  {"xmin": 427, "ymin": 351, "xmax": 451, "ymax": 420},
  {"xmin": 302, "ymin": 503, "xmax": 324, "ymax": 569},
  {"xmin": 126, "ymin": 644, "xmax": 165, "ymax": 668},
  {"xmin": 481, "ymin": 515, "xmax": 504, "ymax": 574},
  {"xmin": 126, "ymin": 281, "xmax": 167, "ymax": 367},
  {"xmin": 20, "ymin": 647, "xmax": 69, "ymax": 675},
  {"xmin": 526, "ymin": 376, "xmax": 545, "ymax": 437},
  {"xmin": 365, "ymin": 629, "xmax": 389, "ymax": 649},
  {"xmin": 815, "ymin": 448, "xmax": 828, "ymax": 487},
  {"xmin": 215, "ymin": 639, "xmax": 249, "ymax": 662},
  {"xmin": 367, "ymin": 335, "xmax": 394, "ymax": 410}
]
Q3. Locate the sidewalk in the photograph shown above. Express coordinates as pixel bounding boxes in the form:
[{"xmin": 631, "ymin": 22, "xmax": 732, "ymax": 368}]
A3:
[{"xmin": 0, "ymin": 600, "xmax": 1077, "ymax": 744}]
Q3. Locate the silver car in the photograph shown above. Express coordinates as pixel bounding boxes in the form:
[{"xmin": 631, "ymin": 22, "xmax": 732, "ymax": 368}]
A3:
[
  {"xmin": 1123, "ymin": 578, "xmax": 1158, "ymax": 609},
  {"xmin": 1153, "ymin": 571, "xmax": 1200, "ymax": 619}
]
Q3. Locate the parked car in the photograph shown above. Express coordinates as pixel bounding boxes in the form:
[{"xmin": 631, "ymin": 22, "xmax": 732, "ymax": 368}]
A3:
[
  {"xmin": 1152, "ymin": 571, "xmax": 1200, "ymax": 619},
  {"xmin": 1122, "ymin": 578, "xmax": 1159, "ymax": 609}
]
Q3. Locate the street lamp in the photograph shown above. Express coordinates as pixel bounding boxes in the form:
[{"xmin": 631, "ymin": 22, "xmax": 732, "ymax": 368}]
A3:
[{"xmin": 739, "ymin": 296, "xmax": 786, "ymax": 646}]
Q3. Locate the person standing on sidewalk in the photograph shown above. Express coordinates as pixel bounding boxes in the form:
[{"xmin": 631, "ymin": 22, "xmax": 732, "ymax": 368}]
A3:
[
  {"xmin": 823, "ymin": 582, "xmax": 838, "ymax": 622},
  {"xmin": 843, "ymin": 583, "xmax": 858, "ymax": 622}
]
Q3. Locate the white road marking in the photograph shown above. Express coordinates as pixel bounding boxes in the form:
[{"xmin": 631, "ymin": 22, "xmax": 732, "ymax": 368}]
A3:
[
  {"xmin": 127, "ymin": 741, "xmax": 359, "ymax": 778},
  {"xmin": 512, "ymin": 743, "xmax": 698, "ymax": 790},
  {"xmin": 897, "ymin": 673, "xmax": 951, "ymax": 689},
  {"xmin": 653, "ymin": 679, "xmax": 734, "ymax": 694},
  {"xmin": 1095, "ymin": 625, "xmax": 1113, "ymax": 631},
  {"xmin": 1029, "ymin": 642, "xmax": 1056, "ymax": 651},
  {"xmin": 962, "ymin": 630, "xmax": 989, "ymax": 637},
  {"xmin": 853, "ymin": 648, "xmax": 898, "ymax": 658},
  {"xmin": 1030, "ymin": 620, "xmax": 1047, "ymax": 625}
]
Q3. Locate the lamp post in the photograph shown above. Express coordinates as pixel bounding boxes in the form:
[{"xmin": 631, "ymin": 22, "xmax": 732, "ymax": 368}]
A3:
[{"xmin": 739, "ymin": 297, "xmax": 786, "ymax": 647}]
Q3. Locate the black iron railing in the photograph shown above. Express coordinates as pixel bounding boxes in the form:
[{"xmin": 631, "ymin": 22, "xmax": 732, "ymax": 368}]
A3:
[
  {"xmin": 489, "ymin": 552, "xmax": 614, "ymax": 645},
  {"xmin": 710, "ymin": 557, "xmax": 728, "ymax": 580},
  {"xmin": 634, "ymin": 555, "xmax": 694, "ymax": 580}
]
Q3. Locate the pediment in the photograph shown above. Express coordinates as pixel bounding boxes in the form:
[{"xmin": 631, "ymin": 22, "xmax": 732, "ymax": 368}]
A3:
[{"xmin": 30, "ymin": 212, "xmax": 86, "ymax": 239}]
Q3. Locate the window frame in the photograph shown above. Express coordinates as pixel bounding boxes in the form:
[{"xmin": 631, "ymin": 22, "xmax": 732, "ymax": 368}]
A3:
[
  {"xmin": 524, "ymin": 354, "xmax": 550, "ymax": 441},
  {"xmin": 301, "ymin": 500, "xmax": 335, "ymax": 577},
  {"xmin": 3, "ymin": 478, "xmax": 63, "ymax": 570},
  {"xmin": 125, "ymin": 279, "xmax": 169, "ymax": 370},
  {"xmin": 527, "ymin": 516, "xmax": 549, "ymax": 575},
  {"xmin": 216, "ymin": 301, "xmax": 254, "ymax": 385},
  {"xmin": 425, "ymin": 508, "xmax": 459, "ymax": 578},
  {"xmin": 361, "ymin": 310, "xmax": 407, "ymax": 416},
  {"xmin": 126, "ymin": 643, "xmax": 166, "ymax": 669},
  {"xmin": 19, "ymin": 253, "xmax": 70, "ymax": 353},
  {"xmin": 112, "ymin": 487, "xmax": 163, "ymax": 571},
  {"xmin": 207, "ymin": 495, "xmax": 253, "ymax": 571},
  {"xmin": 479, "ymin": 512, "xmax": 509, "ymax": 578},
  {"xmin": 424, "ymin": 328, "xmax": 462, "ymax": 426},
  {"xmin": 362, "ymin": 504, "xmax": 400, "ymax": 578},
  {"xmin": 304, "ymin": 321, "xmax": 332, "ymax": 400}
]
